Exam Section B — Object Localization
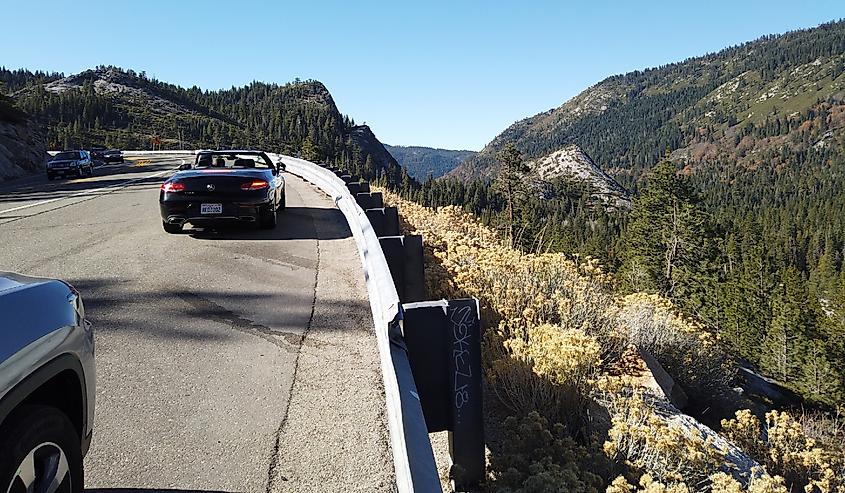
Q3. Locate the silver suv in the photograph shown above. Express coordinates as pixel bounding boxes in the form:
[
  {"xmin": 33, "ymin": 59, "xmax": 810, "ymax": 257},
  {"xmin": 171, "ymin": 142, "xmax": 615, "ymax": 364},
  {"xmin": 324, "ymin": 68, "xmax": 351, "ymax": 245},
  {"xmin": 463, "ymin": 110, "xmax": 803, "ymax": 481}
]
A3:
[
  {"xmin": 0, "ymin": 272, "xmax": 95, "ymax": 492},
  {"xmin": 46, "ymin": 150, "xmax": 94, "ymax": 180}
]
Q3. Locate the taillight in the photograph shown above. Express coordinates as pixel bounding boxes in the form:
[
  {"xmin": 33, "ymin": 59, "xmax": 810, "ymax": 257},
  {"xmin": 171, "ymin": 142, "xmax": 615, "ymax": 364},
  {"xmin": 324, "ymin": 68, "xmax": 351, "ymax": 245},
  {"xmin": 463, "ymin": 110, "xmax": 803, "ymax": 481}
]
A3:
[
  {"xmin": 162, "ymin": 182, "xmax": 186, "ymax": 193},
  {"xmin": 241, "ymin": 180, "xmax": 269, "ymax": 191}
]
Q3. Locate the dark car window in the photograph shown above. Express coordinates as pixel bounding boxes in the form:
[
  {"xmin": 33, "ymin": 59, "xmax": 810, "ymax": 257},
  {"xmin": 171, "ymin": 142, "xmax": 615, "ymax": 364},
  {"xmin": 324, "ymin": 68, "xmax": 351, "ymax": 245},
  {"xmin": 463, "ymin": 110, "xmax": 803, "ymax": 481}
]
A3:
[{"xmin": 54, "ymin": 152, "xmax": 80, "ymax": 160}]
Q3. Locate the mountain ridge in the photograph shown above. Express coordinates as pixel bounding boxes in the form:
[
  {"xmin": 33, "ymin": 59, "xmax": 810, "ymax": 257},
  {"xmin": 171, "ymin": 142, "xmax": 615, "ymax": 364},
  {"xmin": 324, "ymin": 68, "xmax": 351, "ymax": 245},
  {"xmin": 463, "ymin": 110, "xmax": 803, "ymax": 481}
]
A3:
[
  {"xmin": 2, "ymin": 66, "xmax": 402, "ymax": 182},
  {"xmin": 448, "ymin": 19, "xmax": 845, "ymax": 187},
  {"xmin": 383, "ymin": 144, "xmax": 476, "ymax": 179}
]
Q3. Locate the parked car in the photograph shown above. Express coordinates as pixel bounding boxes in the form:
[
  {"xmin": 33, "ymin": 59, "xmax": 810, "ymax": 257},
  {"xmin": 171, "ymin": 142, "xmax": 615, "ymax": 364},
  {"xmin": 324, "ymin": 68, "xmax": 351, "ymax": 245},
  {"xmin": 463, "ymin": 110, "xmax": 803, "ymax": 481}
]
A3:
[
  {"xmin": 0, "ymin": 271, "xmax": 95, "ymax": 493},
  {"xmin": 47, "ymin": 150, "xmax": 94, "ymax": 180},
  {"xmin": 90, "ymin": 146, "xmax": 106, "ymax": 160},
  {"xmin": 159, "ymin": 150, "xmax": 286, "ymax": 233},
  {"xmin": 103, "ymin": 149, "xmax": 124, "ymax": 164}
]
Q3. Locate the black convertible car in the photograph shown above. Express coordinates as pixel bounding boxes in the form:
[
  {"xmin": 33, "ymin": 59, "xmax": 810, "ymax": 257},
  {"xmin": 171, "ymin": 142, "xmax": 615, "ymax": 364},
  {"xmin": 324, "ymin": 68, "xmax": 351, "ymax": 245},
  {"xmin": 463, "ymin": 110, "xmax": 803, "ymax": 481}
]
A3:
[{"xmin": 159, "ymin": 150, "xmax": 286, "ymax": 233}]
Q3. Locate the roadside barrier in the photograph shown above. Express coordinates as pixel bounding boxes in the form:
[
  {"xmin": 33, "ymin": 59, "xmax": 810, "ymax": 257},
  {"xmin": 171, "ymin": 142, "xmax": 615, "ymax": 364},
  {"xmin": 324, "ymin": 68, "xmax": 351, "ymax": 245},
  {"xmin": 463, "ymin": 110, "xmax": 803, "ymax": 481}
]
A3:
[
  {"xmin": 278, "ymin": 155, "xmax": 442, "ymax": 493},
  {"xmin": 275, "ymin": 155, "xmax": 485, "ymax": 492}
]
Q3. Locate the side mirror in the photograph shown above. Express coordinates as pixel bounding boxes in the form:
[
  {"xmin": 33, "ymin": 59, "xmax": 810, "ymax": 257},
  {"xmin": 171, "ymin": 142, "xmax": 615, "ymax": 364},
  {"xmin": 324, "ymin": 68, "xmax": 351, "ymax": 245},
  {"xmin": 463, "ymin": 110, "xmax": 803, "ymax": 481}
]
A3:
[
  {"xmin": 277, "ymin": 160, "xmax": 286, "ymax": 171},
  {"xmin": 179, "ymin": 163, "xmax": 191, "ymax": 170}
]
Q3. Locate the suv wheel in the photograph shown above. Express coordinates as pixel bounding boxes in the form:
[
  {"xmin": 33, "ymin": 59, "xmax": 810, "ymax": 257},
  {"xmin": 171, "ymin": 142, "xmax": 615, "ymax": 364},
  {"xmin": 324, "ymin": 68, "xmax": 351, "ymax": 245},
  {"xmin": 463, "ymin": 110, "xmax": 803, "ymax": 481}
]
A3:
[{"xmin": 0, "ymin": 406, "xmax": 84, "ymax": 493}]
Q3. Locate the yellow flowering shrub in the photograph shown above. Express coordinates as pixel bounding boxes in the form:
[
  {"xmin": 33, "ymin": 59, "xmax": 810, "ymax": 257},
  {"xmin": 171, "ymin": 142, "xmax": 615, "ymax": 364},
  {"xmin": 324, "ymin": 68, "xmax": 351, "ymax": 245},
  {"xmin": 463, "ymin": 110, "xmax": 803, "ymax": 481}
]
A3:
[
  {"xmin": 382, "ymin": 190, "xmax": 614, "ymax": 424},
  {"xmin": 488, "ymin": 322, "xmax": 603, "ymax": 427},
  {"xmin": 380, "ymin": 189, "xmax": 840, "ymax": 492},
  {"xmin": 597, "ymin": 377, "xmax": 727, "ymax": 487},
  {"xmin": 617, "ymin": 293, "xmax": 735, "ymax": 400},
  {"xmin": 721, "ymin": 410, "xmax": 845, "ymax": 492},
  {"xmin": 606, "ymin": 471, "xmax": 789, "ymax": 493}
]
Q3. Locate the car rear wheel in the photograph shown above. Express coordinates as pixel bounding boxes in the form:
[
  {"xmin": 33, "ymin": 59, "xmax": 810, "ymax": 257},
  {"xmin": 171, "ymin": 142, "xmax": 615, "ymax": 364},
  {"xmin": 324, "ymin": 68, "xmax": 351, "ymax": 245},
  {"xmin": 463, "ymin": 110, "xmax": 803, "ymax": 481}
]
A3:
[
  {"xmin": 260, "ymin": 205, "xmax": 277, "ymax": 229},
  {"xmin": 0, "ymin": 405, "xmax": 84, "ymax": 493},
  {"xmin": 47, "ymin": 173, "xmax": 55, "ymax": 180},
  {"xmin": 278, "ymin": 191, "xmax": 286, "ymax": 211},
  {"xmin": 163, "ymin": 221, "xmax": 183, "ymax": 234}
]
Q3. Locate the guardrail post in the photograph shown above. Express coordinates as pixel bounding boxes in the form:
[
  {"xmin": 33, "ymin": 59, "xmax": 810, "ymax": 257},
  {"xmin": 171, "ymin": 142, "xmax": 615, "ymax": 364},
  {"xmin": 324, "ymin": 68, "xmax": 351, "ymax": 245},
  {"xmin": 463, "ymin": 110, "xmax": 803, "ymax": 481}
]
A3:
[
  {"xmin": 367, "ymin": 208, "xmax": 387, "ymax": 237},
  {"xmin": 356, "ymin": 191, "xmax": 383, "ymax": 210},
  {"xmin": 402, "ymin": 234, "xmax": 425, "ymax": 303},
  {"xmin": 402, "ymin": 299, "xmax": 485, "ymax": 490},
  {"xmin": 385, "ymin": 206, "xmax": 400, "ymax": 236},
  {"xmin": 379, "ymin": 235, "xmax": 425, "ymax": 303},
  {"xmin": 365, "ymin": 207, "xmax": 400, "ymax": 238}
]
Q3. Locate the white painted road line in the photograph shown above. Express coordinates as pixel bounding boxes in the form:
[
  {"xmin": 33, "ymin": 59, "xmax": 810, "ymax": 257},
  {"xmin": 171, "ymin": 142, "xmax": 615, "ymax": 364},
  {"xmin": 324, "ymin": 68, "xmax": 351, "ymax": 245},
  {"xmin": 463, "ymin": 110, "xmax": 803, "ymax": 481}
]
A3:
[{"xmin": 0, "ymin": 169, "xmax": 174, "ymax": 215}]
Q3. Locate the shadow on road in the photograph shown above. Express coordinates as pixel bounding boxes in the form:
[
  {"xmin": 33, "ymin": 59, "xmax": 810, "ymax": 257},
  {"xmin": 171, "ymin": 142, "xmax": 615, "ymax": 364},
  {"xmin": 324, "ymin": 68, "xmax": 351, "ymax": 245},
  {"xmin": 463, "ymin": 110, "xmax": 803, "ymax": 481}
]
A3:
[
  {"xmin": 182, "ymin": 206, "xmax": 352, "ymax": 241},
  {"xmin": 87, "ymin": 489, "xmax": 237, "ymax": 493}
]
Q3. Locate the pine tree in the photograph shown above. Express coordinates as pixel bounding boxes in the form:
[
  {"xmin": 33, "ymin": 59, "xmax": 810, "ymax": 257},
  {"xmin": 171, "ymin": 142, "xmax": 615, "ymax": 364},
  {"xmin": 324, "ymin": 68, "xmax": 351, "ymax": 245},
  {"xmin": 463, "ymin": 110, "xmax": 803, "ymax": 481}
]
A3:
[
  {"xmin": 620, "ymin": 159, "xmax": 714, "ymax": 313},
  {"xmin": 495, "ymin": 142, "xmax": 529, "ymax": 248},
  {"xmin": 760, "ymin": 266, "xmax": 816, "ymax": 383}
]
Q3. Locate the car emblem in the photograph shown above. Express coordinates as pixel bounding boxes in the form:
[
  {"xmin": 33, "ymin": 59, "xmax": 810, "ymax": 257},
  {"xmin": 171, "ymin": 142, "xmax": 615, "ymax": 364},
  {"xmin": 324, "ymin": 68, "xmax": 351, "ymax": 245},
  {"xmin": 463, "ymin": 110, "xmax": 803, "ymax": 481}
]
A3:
[{"xmin": 207, "ymin": 184, "xmax": 215, "ymax": 191}]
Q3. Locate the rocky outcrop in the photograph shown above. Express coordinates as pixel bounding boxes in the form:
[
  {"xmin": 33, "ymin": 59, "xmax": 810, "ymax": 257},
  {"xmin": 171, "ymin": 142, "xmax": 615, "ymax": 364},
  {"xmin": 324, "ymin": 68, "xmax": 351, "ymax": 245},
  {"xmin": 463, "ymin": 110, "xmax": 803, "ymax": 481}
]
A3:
[
  {"xmin": 620, "ymin": 345, "xmax": 688, "ymax": 409},
  {"xmin": 346, "ymin": 125, "xmax": 402, "ymax": 172},
  {"xmin": 528, "ymin": 145, "xmax": 631, "ymax": 210},
  {"xmin": 613, "ymin": 345, "xmax": 761, "ymax": 485},
  {"xmin": 0, "ymin": 119, "xmax": 49, "ymax": 181}
]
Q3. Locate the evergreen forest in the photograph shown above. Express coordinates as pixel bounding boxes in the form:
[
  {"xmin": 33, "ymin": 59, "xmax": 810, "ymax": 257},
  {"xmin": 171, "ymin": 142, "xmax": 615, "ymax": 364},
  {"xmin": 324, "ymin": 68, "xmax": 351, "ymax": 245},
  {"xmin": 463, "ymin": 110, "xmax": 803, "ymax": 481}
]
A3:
[
  {"xmin": 2, "ymin": 19, "xmax": 843, "ymax": 413},
  {"xmin": 393, "ymin": 21, "xmax": 845, "ymax": 411}
]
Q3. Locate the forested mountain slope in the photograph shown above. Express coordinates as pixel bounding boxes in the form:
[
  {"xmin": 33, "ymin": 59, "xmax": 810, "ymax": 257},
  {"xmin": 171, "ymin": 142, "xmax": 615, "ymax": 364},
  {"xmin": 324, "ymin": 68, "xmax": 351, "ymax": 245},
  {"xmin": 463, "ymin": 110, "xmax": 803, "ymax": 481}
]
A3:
[
  {"xmin": 0, "ymin": 66, "xmax": 404, "ymax": 183},
  {"xmin": 384, "ymin": 144, "xmax": 476, "ymax": 179},
  {"xmin": 450, "ymin": 20, "xmax": 845, "ymax": 190},
  {"xmin": 437, "ymin": 20, "xmax": 845, "ymax": 410}
]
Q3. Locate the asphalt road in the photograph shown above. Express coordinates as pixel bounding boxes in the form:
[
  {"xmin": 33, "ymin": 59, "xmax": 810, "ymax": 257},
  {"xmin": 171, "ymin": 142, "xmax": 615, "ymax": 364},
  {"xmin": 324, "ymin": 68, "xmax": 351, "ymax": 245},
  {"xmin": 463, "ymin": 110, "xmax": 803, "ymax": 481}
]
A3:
[{"xmin": 0, "ymin": 154, "xmax": 395, "ymax": 492}]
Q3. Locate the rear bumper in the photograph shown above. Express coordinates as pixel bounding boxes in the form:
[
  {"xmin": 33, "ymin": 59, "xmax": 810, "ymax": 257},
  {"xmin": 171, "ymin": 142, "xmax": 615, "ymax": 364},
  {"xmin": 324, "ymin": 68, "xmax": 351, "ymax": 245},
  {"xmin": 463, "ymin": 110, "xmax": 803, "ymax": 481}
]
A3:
[
  {"xmin": 47, "ymin": 167, "xmax": 82, "ymax": 175},
  {"xmin": 160, "ymin": 200, "xmax": 268, "ymax": 225}
]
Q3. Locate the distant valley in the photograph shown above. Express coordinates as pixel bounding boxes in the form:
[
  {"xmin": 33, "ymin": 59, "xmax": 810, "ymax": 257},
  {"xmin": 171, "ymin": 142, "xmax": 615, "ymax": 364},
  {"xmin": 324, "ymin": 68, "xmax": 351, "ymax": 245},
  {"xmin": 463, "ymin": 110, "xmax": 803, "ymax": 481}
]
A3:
[{"xmin": 382, "ymin": 144, "xmax": 475, "ymax": 179}]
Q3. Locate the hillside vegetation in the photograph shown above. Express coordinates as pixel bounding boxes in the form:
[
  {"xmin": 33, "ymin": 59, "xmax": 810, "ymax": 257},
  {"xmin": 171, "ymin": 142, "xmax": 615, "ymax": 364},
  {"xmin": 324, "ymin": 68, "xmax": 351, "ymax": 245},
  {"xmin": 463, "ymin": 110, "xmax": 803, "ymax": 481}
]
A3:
[
  {"xmin": 0, "ymin": 66, "xmax": 407, "ymax": 185},
  {"xmin": 383, "ymin": 189, "xmax": 844, "ymax": 492},
  {"xmin": 389, "ymin": 20, "xmax": 845, "ymax": 414}
]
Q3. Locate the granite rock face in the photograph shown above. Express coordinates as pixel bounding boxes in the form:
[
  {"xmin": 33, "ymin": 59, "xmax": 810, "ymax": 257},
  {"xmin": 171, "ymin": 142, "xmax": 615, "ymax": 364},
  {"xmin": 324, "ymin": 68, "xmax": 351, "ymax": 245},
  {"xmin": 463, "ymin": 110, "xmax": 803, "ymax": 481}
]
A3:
[{"xmin": 0, "ymin": 119, "xmax": 49, "ymax": 181}]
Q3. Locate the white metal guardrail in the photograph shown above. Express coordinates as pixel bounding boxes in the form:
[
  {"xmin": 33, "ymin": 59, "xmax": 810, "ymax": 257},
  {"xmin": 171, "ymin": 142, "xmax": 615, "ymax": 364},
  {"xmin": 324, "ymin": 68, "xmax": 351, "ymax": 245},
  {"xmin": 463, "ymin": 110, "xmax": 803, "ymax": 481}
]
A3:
[{"xmin": 277, "ymin": 155, "xmax": 441, "ymax": 493}]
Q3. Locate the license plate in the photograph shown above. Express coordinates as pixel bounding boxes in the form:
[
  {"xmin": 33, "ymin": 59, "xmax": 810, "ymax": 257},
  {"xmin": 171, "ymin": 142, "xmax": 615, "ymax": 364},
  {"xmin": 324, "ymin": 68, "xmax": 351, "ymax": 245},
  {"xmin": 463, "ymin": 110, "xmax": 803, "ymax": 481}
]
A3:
[{"xmin": 201, "ymin": 203, "xmax": 222, "ymax": 214}]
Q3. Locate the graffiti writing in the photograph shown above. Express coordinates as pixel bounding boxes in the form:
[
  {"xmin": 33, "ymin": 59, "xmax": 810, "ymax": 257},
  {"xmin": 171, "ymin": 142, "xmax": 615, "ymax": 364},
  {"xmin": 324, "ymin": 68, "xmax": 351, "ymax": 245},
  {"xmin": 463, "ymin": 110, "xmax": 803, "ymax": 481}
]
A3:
[{"xmin": 451, "ymin": 304, "xmax": 477, "ymax": 409}]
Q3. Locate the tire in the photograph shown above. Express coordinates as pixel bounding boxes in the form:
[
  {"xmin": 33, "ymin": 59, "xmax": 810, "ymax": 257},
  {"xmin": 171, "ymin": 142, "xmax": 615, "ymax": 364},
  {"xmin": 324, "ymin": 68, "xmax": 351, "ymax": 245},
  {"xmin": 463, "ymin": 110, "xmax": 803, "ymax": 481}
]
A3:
[
  {"xmin": 163, "ymin": 221, "xmax": 182, "ymax": 234},
  {"xmin": 260, "ymin": 204, "xmax": 277, "ymax": 229},
  {"xmin": 47, "ymin": 173, "xmax": 55, "ymax": 181},
  {"xmin": 278, "ymin": 191, "xmax": 286, "ymax": 211},
  {"xmin": 0, "ymin": 406, "xmax": 83, "ymax": 493}
]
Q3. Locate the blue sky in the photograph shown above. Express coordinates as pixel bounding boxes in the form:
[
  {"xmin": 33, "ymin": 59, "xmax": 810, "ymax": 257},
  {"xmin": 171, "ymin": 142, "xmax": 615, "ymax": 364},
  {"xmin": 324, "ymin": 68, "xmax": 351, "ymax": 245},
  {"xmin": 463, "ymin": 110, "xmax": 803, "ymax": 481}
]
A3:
[{"xmin": 2, "ymin": 1, "xmax": 842, "ymax": 151}]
